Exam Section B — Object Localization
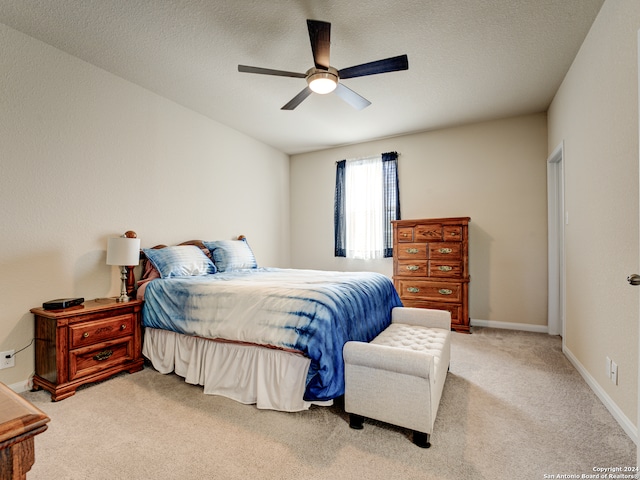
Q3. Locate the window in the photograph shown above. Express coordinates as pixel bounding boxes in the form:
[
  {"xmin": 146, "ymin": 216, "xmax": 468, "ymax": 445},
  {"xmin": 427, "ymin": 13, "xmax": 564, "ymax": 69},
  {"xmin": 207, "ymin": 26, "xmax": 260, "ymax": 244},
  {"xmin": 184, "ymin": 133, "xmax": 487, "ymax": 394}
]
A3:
[{"xmin": 334, "ymin": 152, "xmax": 400, "ymax": 259}]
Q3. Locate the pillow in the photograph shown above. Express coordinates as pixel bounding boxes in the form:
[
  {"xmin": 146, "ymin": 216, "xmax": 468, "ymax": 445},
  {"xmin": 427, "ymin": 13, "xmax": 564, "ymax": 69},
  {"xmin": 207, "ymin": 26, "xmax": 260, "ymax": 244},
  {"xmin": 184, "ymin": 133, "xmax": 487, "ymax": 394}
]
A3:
[
  {"xmin": 142, "ymin": 245, "xmax": 217, "ymax": 278},
  {"xmin": 204, "ymin": 239, "xmax": 257, "ymax": 272}
]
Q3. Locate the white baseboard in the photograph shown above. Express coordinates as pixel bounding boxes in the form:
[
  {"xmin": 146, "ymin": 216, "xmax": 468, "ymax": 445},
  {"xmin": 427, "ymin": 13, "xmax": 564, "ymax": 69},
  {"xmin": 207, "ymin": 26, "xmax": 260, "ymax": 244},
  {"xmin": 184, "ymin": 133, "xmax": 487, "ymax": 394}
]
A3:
[
  {"xmin": 7, "ymin": 377, "xmax": 32, "ymax": 394},
  {"xmin": 470, "ymin": 318, "xmax": 549, "ymax": 333},
  {"xmin": 563, "ymin": 345, "xmax": 638, "ymax": 445}
]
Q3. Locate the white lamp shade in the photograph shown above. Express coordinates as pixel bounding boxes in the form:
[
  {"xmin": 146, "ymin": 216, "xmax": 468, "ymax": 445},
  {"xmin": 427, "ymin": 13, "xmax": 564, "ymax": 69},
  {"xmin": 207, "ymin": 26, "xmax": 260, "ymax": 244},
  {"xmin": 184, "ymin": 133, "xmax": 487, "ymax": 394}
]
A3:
[{"xmin": 106, "ymin": 237, "xmax": 141, "ymax": 266}]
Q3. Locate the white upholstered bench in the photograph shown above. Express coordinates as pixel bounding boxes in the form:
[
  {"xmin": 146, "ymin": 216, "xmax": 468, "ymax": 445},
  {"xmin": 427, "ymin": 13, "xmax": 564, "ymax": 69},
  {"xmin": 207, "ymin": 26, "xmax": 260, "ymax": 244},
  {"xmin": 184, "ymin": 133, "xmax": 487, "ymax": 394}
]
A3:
[{"xmin": 343, "ymin": 307, "xmax": 451, "ymax": 448}]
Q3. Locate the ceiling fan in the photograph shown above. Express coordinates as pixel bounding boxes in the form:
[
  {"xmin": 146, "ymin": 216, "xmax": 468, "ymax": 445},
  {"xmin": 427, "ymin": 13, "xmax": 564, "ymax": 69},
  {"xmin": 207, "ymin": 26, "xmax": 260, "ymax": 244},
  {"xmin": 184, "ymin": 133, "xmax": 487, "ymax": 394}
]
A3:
[{"xmin": 238, "ymin": 19, "xmax": 409, "ymax": 111}]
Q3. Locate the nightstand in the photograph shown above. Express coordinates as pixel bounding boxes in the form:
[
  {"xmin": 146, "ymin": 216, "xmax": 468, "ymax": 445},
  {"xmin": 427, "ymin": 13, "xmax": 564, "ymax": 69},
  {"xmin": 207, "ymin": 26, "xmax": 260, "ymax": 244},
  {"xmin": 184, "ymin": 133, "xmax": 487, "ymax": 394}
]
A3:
[{"xmin": 30, "ymin": 298, "xmax": 144, "ymax": 401}]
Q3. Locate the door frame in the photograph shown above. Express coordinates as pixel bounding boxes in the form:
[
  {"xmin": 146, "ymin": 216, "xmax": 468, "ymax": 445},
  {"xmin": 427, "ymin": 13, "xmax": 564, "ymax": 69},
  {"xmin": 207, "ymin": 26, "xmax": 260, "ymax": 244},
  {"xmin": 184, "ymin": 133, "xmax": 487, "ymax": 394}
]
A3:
[{"xmin": 547, "ymin": 141, "xmax": 565, "ymax": 339}]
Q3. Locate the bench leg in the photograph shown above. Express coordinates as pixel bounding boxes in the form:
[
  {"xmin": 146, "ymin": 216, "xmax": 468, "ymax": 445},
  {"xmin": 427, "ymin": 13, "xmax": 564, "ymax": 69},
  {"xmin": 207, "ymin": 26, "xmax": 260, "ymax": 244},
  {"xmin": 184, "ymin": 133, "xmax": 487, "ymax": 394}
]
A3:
[
  {"xmin": 413, "ymin": 431, "xmax": 431, "ymax": 448},
  {"xmin": 349, "ymin": 414, "xmax": 364, "ymax": 430}
]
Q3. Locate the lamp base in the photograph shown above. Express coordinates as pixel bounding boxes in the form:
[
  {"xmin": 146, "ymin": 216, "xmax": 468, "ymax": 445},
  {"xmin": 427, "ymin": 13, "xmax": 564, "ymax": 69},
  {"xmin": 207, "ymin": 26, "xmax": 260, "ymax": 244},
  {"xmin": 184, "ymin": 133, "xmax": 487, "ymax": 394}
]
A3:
[{"xmin": 117, "ymin": 266, "xmax": 132, "ymax": 302}]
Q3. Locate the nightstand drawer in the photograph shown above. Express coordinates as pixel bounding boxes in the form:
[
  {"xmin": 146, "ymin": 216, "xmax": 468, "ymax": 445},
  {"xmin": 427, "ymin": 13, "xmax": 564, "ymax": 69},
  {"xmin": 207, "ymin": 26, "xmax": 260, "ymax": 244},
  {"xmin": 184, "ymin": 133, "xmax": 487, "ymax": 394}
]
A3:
[
  {"xmin": 69, "ymin": 337, "xmax": 134, "ymax": 381},
  {"xmin": 69, "ymin": 314, "xmax": 134, "ymax": 348}
]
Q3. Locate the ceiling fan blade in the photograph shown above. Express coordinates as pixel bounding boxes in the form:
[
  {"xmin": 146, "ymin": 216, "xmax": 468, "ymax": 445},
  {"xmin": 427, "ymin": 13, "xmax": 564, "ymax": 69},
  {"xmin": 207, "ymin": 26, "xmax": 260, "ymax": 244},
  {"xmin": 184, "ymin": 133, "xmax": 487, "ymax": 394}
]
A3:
[
  {"xmin": 334, "ymin": 83, "xmax": 371, "ymax": 110},
  {"xmin": 338, "ymin": 54, "xmax": 409, "ymax": 80},
  {"xmin": 281, "ymin": 87, "xmax": 313, "ymax": 110},
  {"xmin": 307, "ymin": 19, "xmax": 331, "ymax": 70},
  {"xmin": 238, "ymin": 65, "xmax": 306, "ymax": 78}
]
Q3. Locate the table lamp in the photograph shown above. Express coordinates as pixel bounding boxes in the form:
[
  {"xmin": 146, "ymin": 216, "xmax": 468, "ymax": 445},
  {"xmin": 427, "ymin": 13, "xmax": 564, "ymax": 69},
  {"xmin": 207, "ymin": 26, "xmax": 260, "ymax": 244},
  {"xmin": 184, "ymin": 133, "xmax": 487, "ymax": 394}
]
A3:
[{"xmin": 106, "ymin": 231, "xmax": 140, "ymax": 302}]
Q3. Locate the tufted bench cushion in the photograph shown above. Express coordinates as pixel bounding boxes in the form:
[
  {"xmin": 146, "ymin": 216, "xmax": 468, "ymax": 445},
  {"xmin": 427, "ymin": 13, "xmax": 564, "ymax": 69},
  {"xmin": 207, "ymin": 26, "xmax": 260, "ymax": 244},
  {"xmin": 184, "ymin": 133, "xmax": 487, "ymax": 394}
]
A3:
[
  {"xmin": 372, "ymin": 323, "xmax": 449, "ymax": 368},
  {"xmin": 343, "ymin": 307, "xmax": 451, "ymax": 448}
]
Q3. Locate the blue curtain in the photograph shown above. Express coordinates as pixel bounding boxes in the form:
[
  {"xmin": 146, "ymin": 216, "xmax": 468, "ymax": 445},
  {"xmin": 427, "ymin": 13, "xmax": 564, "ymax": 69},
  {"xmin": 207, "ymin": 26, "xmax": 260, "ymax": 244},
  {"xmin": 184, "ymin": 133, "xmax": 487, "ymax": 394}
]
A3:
[
  {"xmin": 334, "ymin": 160, "xmax": 346, "ymax": 257},
  {"xmin": 334, "ymin": 153, "xmax": 400, "ymax": 258},
  {"xmin": 382, "ymin": 152, "xmax": 400, "ymax": 257}
]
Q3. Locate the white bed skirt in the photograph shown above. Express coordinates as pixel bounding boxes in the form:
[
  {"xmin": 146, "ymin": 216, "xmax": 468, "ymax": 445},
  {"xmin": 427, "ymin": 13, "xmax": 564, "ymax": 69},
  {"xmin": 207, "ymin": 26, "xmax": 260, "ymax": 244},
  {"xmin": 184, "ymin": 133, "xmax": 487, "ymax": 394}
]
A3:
[{"xmin": 142, "ymin": 327, "xmax": 327, "ymax": 412}]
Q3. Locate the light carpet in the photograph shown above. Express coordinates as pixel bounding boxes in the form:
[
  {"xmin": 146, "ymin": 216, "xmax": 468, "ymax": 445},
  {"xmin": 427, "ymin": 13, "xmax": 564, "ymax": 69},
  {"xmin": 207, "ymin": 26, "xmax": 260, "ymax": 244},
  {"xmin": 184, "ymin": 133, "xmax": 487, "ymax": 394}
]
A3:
[{"xmin": 21, "ymin": 328, "xmax": 636, "ymax": 480}]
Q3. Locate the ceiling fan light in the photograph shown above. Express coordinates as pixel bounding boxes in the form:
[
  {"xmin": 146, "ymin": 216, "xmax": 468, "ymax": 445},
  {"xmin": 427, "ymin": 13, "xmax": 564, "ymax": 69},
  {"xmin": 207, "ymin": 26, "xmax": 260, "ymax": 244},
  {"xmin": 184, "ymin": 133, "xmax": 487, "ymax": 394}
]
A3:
[{"xmin": 308, "ymin": 71, "xmax": 338, "ymax": 94}]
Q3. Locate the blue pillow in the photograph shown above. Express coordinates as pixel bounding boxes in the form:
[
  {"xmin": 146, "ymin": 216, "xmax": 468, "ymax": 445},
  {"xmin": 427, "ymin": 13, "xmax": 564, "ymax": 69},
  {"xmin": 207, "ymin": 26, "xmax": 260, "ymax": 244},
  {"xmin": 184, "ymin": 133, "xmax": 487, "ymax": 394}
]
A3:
[
  {"xmin": 143, "ymin": 245, "xmax": 216, "ymax": 278},
  {"xmin": 204, "ymin": 239, "xmax": 257, "ymax": 272}
]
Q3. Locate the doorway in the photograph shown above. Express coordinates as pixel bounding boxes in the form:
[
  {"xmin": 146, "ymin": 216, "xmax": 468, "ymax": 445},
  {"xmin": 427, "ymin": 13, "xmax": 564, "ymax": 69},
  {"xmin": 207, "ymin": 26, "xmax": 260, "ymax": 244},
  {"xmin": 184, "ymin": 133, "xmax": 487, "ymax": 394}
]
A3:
[{"xmin": 547, "ymin": 141, "xmax": 565, "ymax": 339}]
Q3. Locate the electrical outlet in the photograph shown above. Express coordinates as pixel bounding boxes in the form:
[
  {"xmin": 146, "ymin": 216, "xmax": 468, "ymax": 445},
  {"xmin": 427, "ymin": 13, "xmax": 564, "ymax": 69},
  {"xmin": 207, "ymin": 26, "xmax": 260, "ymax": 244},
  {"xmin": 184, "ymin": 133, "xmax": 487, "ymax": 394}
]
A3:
[
  {"xmin": 611, "ymin": 361, "xmax": 618, "ymax": 385},
  {"xmin": 606, "ymin": 356, "xmax": 612, "ymax": 379},
  {"xmin": 0, "ymin": 350, "xmax": 15, "ymax": 370}
]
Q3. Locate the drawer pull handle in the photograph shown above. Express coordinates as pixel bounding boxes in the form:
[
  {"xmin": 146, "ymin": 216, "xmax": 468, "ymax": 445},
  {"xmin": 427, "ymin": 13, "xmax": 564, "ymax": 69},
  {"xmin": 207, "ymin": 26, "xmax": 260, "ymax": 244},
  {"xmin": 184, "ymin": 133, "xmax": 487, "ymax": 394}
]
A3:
[
  {"xmin": 407, "ymin": 287, "xmax": 420, "ymax": 293},
  {"xmin": 93, "ymin": 350, "xmax": 113, "ymax": 362},
  {"xmin": 406, "ymin": 248, "xmax": 419, "ymax": 254},
  {"xmin": 82, "ymin": 332, "xmax": 89, "ymax": 338},
  {"xmin": 449, "ymin": 232, "xmax": 459, "ymax": 237},
  {"xmin": 406, "ymin": 265, "xmax": 420, "ymax": 271},
  {"xmin": 438, "ymin": 248, "xmax": 453, "ymax": 254},
  {"xmin": 120, "ymin": 324, "xmax": 127, "ymax": 330},
  {"xmin": 438, "ymin": 289, "xmax": 453, "ymax": 295},
  {"xmin": 438, "ymin": 266, "xmax": 453, "ymax": 272}
]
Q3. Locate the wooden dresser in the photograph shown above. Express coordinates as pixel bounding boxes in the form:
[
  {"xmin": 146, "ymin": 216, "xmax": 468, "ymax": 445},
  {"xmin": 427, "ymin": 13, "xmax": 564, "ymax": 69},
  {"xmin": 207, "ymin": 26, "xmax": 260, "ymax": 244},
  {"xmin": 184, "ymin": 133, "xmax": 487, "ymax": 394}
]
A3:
[
  {"xmin": 392, "ymin": 217, "xmax": 470, "ymax": 333},
  {"xmin": 31, "ymin": 298, "xmax": 144, "ymax": 401}
]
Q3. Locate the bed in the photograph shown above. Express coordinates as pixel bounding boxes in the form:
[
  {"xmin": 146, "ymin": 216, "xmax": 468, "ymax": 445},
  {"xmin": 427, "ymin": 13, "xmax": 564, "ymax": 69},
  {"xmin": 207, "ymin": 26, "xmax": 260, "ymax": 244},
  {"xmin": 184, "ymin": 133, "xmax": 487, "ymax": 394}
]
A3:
[{"xmin": 134, "ymin": 237, "xmax": 403, "ymax": 412}]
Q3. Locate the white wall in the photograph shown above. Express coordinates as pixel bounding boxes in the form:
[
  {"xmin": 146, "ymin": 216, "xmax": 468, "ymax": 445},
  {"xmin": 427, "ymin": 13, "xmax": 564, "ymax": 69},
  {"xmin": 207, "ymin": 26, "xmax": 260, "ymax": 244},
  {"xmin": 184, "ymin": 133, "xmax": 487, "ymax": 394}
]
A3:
[
  {"xmin": 548, "ymin": 0, "xmax": 639, "ymax": 432},
  {"xmin": 0, "ymin": 23, "xmax": 290, "ymax": 388},
  {"xmin": 290, "ymin": 113, "xmax": 549, "ymax": 329}
]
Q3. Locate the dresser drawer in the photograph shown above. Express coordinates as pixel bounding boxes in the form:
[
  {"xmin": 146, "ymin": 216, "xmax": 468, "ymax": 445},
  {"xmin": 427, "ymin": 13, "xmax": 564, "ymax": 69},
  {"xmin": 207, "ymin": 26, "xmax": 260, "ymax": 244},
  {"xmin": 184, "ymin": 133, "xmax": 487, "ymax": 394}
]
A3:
[
  {"xmin": 69, "ymin": 314, "xmax": 134, "ymax": 348},
  {"xmin": 69, "ymin": 337, "xmax": 134, "ymax": 381},
  {"xmin": 415, "ymin": 224, "xmax": 442, "ymax": 241},
  {"xmin": 397, "ymin": 280, "xmax": 462, "ymax": 303},
  {"xmin": 397, "ymin": 227, "xmax": 414, "ymax": 242},
  {"xmin": 428, "ymin": 242, "xmax": 462, "ymax": 260},
  {"xmin": 429, "ymin": 260, "xmax": 462, "ymax": 277},
  {"xmin": 396, "ymin": 260, "xmax": 428, "ymax": 276},
  {"xmin": 443, "ymin": 226, "xmax": 463, "ymax": 241},
  {"xmin": 396, "ymin": 243, "xmax": 428, "ymax": 259}
]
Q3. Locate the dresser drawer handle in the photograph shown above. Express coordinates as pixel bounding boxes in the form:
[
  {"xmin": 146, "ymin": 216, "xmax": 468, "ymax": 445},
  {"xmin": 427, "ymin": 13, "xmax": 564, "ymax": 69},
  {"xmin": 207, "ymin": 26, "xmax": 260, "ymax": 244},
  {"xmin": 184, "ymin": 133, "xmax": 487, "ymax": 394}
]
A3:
[
  {"xmin": 93, "ymin": 350, "xmax": 113, "ymax": 362},
  {"xmin": 438, "ymin": 289, "xmax": 453, "ymax": 295},
  {"xmin": 82, "ymin": 332, "xmax": 89, "ymax": 338},
  {"xmin": 438, "ymin": 265, "xmax": 453, "ymax": 272},
  {"xmin": 120, "ymin": 324, "xmax": 127, "ymax": 330},
  {"xmin": 438, "ymin": 248, "xmax": 453, "ymax": 254},
  {"xmin": 406, "ymin": 248, "xmax": 419, "ymax": 254},
  {"xmin": 407, "ymin": 287, "xmax": 420, "ymax": 293},
  {"xmin": 406, "ymin": 265, "xmax": 420, "ymax": 271},
  {"xmin": 449, "ymin": 232, "xmax": 459, "ymax": 237},
  {"xmin": 401, "ymin": 232, "xmax": 409, "ymax": 237}
]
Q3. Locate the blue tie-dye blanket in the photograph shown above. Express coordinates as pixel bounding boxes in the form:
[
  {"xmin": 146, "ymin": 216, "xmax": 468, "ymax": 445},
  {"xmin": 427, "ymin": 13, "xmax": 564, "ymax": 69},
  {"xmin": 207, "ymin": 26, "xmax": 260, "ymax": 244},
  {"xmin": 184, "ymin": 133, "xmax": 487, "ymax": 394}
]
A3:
[{"xmin": 142, "ymin": 267, "xmax": 402, "ymax": 401}]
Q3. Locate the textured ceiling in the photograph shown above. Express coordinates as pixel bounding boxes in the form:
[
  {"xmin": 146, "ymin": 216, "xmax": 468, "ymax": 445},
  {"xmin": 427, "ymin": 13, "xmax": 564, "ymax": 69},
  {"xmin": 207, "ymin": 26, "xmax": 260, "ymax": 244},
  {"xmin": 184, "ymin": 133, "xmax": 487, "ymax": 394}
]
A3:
[{"xmin": 0, "ymin": 0, "xmax": 604, "ymax": 154}]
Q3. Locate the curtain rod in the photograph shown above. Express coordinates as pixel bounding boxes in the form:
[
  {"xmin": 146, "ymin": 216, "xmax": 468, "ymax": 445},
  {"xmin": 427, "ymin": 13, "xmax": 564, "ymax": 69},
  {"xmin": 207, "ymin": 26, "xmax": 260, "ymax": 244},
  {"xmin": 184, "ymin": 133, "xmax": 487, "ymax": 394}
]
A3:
[{"xmin": 335, "ymin": 152, "xmax": 400, "ymax": 164}]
